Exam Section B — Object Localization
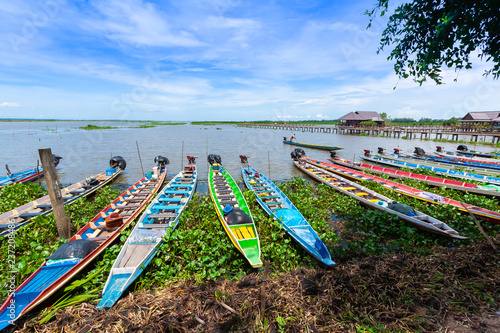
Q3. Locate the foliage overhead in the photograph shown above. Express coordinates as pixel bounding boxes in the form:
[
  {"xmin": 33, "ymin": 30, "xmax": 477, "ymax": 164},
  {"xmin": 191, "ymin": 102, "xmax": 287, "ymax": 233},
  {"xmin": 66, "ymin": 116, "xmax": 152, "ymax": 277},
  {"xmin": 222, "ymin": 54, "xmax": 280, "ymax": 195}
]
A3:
[{"xmin": 367, "ymin": 0, "xmax": 500, "ymax": 85}]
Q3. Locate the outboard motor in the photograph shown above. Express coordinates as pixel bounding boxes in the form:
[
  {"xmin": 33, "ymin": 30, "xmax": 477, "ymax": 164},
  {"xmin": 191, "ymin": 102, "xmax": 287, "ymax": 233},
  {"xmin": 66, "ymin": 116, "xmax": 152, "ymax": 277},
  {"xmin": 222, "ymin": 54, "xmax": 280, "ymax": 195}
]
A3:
[
  {"xmin": 290, "ymin": 148, "xmax": 306, "ymax": 160},
  {"xmin": 187, "ymin": 155, "xmax": 197, "ymax": 164},
  {"xmin": 364, "ymin": 149, "xmax": 371, "ymax": 157},
  {"xmin": 283, "ymin": 136, "xmax": 288, "ymax": 141},
  {"xmin": 239, "ymin": 155, "xmax": 249, "ymax": 164},
  {"xmin": 457, "ymin": 145, "xmax": 468, "ymax": 152},
  {"xmin": 207, "ymin": 154, "xmax": 222, "ymax": 165},
  {"xmin": 377, "ymin": 147, "xmax": 385, "ymax": 154},
  {"xmin": 413, "ymin": 147, "xmax": 425, "ymax": 156},
  {"xmin": 154, "ymin": 155, "xmax": 170, "ymax": 166},
  {"xmin": 110, "ymin": 156, "xmax": 126, "ymax": 170},
  {"xmin": 393, "ymin": 148, "xmax": 400, "ymax": 155},
  {"xmin": 330, "ymin": 150, "xmax": 337, "ymax": 159},
  {"xmin": 52, "ymin": 154, "xmax": 63, "ymax": 167},
  {"xmin": 436, "ymin": 146, "xmax": 443, "ymax": 153}
]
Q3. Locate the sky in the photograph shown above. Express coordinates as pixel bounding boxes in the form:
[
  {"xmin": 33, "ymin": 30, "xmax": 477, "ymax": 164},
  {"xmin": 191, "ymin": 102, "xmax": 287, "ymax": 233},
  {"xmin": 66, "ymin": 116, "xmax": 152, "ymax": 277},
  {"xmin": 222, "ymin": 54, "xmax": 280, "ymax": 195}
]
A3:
[{"xmin": 0, "ymin": 0, "xmax": 499, "ymax": 121}]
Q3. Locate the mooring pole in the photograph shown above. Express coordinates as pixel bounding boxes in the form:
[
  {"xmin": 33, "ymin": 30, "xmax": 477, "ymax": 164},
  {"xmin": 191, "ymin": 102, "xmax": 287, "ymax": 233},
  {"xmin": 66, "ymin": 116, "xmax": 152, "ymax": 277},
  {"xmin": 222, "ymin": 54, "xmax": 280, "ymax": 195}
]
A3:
[
  {"xmin": 136, "ymin": 141, "xmax": 145, "ymax": 176},
  {"xmin": 39, "ymin": 148, "xmax": 70, "ymax": 239}
]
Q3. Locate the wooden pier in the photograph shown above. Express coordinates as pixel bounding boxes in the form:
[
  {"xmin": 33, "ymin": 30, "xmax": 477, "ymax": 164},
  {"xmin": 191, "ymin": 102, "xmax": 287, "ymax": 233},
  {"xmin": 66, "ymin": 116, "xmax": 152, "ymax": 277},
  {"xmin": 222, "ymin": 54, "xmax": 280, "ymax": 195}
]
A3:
[{"xmin": 240, "ymin": 123, "xmax": 500, "ymax": 144}]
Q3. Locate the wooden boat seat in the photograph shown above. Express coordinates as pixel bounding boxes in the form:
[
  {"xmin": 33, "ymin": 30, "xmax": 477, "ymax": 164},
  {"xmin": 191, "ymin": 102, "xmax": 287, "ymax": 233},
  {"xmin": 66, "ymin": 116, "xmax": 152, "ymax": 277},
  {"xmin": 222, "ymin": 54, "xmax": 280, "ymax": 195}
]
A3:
[
  {"xmin": 36, "ymin": 204, "xmax": 52, "ymax": 209},
  {"xmin": 217, "ymin": 190, "xmax": 233, "ymax": 195},
  {"xmin": 85, "ymin": 236, "xmax": 108, "ymax": 241},
  {"xmin": 155, "ymin": 205, "xmax": 182, "ymax": 210},
  {"xmin": 123, "ymin": 197, "xmax": 147, "ymax": 202},
  {"xmin": 82, "ymin": 185, "xmax": 94, "ymax": 189},
  {"xmin": 62, "ymin": 197, "xmax": 74, "ymax": 200},
  {"xmin": 214, "ymin": 181, "xmax": 227, "ymax": 185},
  {"xmin": 414, "ymin": 215, "xmax": 429, "ymax": 221},
  {"xmin": 165, "ymin": 190, "xmax": 190, "ymax": 194},
  {"xmin": 256, "ymin": 190, "xmax": 274, "ymax": 193},
  {"xmin": 112, "ymin": 204, "xmax": 141, "ymax": 210},
  {"xmin": 19, "ymin": 212, "xmax": 44, "ymax": 218},
  {"xmin": 69, "ymin": 190, "xmax": 87, "ymax": 194},
  {"xmin": 148, "ymin": 213, "xmax": 177, "ymax": 219},
  {"xmin": 177, "ymin": 177, "xmax": 193, "ymax": 181},
  {"xmin": 158, "ymin": 197, "xmax": 183, "ymax": 203},
  {"xmin": 341, "ymin": 187, "xmax": 356, "ymax": 191},
  {"xmin": 259, "ymin": 195, "xmax": 280, "ymax": 199},
  {"xmin": 355, "ymin": 192, "xmax": 368, "ymax": 196},
  {"xmin": 368, "ymin": 199, "xmax": 380, "ymax": 202},
  {"xmin": 220, "ymin": 200, "xmax": 238, "ymax": 205},
  {"xmin": 218, "ymin": 195, "xmax": 235, "ymax": 199},
  {"xmin": 263, "ymin": 201, "xmax": 281, "ymax": 205},
  {"xmin": 143, "ymin": 223, "xmax": 172, "ymax": 229}
]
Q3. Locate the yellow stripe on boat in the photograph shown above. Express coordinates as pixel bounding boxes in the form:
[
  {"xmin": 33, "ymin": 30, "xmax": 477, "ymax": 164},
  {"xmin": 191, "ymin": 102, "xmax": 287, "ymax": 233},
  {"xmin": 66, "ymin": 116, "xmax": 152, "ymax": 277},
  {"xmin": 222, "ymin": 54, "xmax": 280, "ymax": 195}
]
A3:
[
  {"xmin": 246, "ymin": 226, "xmax": 255, "ymax": 238},
  {"xmin": 368, "ymin": 199, "xmax": 380, "ymax": 202},
  {"xmin": 239, "ymin": 227, "xmax": 251, "ymax": 239},
  {"xmin": 341, "ymin": 187, "xmax": 356, "ymax": 191},
  {"xmin": 356, "ymin": 192, "xmax": 368, "ymax": 196}
]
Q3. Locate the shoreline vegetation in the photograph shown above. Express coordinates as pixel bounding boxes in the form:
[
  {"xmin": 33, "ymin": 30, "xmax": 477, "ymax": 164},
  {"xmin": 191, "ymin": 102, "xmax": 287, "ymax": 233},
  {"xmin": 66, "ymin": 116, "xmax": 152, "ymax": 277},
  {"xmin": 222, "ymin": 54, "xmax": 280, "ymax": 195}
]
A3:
[{"xmin": 0, "ymin": 168, "xmax": 498, "ymax": 332}]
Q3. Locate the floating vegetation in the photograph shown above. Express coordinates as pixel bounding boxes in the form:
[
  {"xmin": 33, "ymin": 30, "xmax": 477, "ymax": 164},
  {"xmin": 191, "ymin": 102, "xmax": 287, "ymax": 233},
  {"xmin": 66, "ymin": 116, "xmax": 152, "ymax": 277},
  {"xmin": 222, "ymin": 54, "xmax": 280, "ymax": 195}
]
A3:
[
  {"xmin": 2, "ymin": 173, "xmax": 499, "ymax": 332},
  {"xmin": 79, "ymin": 124, "xmax": 118, "ymax": 130}
]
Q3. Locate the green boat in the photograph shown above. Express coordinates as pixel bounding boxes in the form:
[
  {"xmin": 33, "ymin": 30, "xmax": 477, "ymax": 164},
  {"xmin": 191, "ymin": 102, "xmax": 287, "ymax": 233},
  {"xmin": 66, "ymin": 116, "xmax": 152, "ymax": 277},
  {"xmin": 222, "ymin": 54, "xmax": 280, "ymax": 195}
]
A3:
[
  {"xmin": 283, "ymin": 140, "xmax": 342, "ymax": 151},
  {"xmin": 207, "ymin": 154, "xmax": 262, "ymax": 268}
]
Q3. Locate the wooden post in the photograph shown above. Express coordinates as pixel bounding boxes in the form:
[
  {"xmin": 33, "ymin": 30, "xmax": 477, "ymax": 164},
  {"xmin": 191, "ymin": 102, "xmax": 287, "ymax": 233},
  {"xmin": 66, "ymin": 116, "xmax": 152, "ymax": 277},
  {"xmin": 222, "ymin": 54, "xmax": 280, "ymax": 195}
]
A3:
[{"xmin": 38, "ymin": 148, "xmax": 70, "ymax": 239}]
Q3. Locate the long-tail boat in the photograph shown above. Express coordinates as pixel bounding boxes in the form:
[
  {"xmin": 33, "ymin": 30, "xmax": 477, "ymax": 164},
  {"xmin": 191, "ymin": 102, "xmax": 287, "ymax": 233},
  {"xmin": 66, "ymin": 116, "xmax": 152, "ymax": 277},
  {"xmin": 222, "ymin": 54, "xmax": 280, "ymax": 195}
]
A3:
[
  {"xmin": 208, "ymin": 154, "xmax": 262, "ymax": 268},
  {"xmin": 306, "ymin": 157, "xmax": 500, "ymax": 225},
  {"xmin": 290, "ymin": 150, "xmax": 467, "ymax": 239},
  {"xmin": 0, "ymin": 156, "xmax": 124, "ymax": 237},
  {"xmin": 456, "ymin": 145, "xmax": 499, "ymax": 159},
  {"xmin": 369, "ymin": 150, "xmax": 500, "ymax": 177},
  {"xmin": 0, "ymin": 155, "xmax": 62, "ymax": 190},
  {"xmin": 329, "ymin": 157, "xmax": 500, "ymax": 196},
  {"xmin": 360, "ymin": 154, "xmax": 500, "ymax": 185},
  {"xmin": 239, "ymin": 155, "xmax": 335, "ymax": 267},
  {"xmin": 435, "ymin": 146, "xmax": 499, "ymax": 162},
  {"xmin": 0, "ymin": 156, "xmax": 168, "ymax": 330},
  {"xmin": 283, "ymin": 138, "xmax": 342, "ymax": 151},
  {"xmin": 97, "ymin": 156, "xmax": 197, "ymax": 310}
]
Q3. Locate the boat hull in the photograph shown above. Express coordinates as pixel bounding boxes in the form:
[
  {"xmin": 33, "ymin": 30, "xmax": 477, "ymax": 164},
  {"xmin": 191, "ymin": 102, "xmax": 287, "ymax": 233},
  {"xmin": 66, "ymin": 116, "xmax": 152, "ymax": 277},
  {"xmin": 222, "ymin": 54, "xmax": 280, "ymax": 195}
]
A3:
[
  {"xmin": 208, "ymin": 164, "xmax": 262, "ymax": 268},
  {"xmin": 241, "ymin": 166, "xmax": 334, "ymax": 267},
  {"xmin": 97, "ymin": 165, "xmax": 198, "ymax": 310},
  {"xmin": 0, "ymin": 165, "xmax": 167, "ymax": 330},
  {"xmin": 283, "ymin": 140, "xmax": 342, "ymax": 151},
  {"xmin": 293, "ymin": 159, "xmax": 467, "ymax": 239}
]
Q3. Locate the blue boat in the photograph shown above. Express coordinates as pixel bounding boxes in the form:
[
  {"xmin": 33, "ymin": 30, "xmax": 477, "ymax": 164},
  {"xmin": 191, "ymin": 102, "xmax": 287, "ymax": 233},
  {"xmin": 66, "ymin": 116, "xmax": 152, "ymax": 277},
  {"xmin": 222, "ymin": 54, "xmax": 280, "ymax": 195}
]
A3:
[
  {"xmin": 0, "ymin": 155, "xmax": 61, "ymax": 189},
  {"xmin": 97, "ymin": 160, "xmax": 198, "ymax": 310},
  {"xmin": 0, "ymin": 157, "xmax": 122, "ymax": 237},
  {"xmin": 240, "ymin": 158, "xmax": 335, "ymax": 267},
  {"xmin": 361, "ymin": 155, "xmax": 500, "ymax": 185}
]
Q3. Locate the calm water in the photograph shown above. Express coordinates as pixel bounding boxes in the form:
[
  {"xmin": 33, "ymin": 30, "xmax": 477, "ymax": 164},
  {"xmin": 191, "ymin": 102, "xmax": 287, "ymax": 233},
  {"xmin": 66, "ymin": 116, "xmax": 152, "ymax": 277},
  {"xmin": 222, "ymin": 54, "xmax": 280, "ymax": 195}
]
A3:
[{"xmin": 0, "ymin": 121, "xmax": 491, "ymax": 190}]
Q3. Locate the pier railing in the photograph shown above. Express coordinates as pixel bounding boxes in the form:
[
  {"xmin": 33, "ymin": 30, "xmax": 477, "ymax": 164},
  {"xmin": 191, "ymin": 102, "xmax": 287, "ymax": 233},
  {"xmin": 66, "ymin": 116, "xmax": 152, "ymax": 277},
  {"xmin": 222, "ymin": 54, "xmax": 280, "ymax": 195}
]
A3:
[{"xmin": 239, "ymin": 123, "xmax": 500, "ymax": 144}]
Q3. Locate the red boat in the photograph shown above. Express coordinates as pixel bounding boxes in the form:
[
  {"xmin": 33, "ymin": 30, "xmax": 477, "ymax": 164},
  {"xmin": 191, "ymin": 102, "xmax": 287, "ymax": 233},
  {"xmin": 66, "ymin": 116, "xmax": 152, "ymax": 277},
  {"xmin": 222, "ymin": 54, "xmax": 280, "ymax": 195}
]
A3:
[
  {"xmin": 304, "ymin": 157, "xmax": 500, "ymax": 225},
  {"xmin": 329, "ymin": 158, "xmax": 500, "ymax": 197}
]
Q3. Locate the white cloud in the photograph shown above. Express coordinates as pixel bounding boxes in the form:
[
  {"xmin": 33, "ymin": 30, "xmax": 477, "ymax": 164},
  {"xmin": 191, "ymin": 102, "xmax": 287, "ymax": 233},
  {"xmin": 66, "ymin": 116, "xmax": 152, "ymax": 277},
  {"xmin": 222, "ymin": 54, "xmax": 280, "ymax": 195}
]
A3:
[{"xmin": 0, "ymin": 102, "xmax": 20, "ymax": 107}]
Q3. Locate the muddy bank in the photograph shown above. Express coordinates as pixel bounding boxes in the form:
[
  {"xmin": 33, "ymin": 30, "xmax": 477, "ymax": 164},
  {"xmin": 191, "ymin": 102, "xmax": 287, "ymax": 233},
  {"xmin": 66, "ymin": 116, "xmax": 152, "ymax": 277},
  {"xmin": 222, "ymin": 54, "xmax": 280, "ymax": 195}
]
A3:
[{"xmin": 9, "ymin": 235, "xmax": 499, "ymax": 333}]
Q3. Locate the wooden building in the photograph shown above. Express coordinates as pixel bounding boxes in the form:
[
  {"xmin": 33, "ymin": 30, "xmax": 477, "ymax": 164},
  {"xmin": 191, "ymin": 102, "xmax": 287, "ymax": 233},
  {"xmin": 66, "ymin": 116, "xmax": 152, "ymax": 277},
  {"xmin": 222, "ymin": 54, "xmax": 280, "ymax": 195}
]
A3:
[
  {"xmin": 459, "ymin": 112, "xmax": 500, "ymax": 126},
  {"xmin": 338, "ymin": 111, "xmax": 384, "ymax": 126}
]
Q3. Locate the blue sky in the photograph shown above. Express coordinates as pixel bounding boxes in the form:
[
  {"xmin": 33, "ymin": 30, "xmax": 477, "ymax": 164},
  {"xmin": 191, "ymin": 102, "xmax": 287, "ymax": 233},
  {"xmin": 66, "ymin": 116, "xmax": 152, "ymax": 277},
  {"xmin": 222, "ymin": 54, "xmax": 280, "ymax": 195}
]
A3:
[{"xmin": 0, "ymin": 0, "xmax": 499, "ymax": 121}]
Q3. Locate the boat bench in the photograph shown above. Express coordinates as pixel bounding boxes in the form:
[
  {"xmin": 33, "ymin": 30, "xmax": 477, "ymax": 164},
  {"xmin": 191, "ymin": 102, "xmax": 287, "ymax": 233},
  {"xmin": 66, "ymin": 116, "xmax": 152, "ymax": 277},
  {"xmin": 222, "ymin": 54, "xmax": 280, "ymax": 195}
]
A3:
[
  {"xmin": 158, "ymin": 197, "xmax": 183, "ymax": 203},
  {"xmin": 148, "ymin": 213, "xmax": 177, "ymax": 219},
  {"xmin": 259, "ymin": 195, "xmax": 280, "ymax": 199},
  {"xmin": 220, "ymin": 200, "xmax": 238, "ymax": 205},
  {"xmin": 263, "ymin": 201, "xmax": 281, "ymax": 205},
  {"xmin": 165, "ymin": 190, "xmax": 190, "ymax": 194},
  {"xmin": 36, "ymin": 204, "xmax": 52, "ymax": 209},
  {"xmin": 19, "ymin": 212, "xmax": 44, "ymax": 218},
  {"xmin": 113, "ymin": 204, "xmax": 141, "ymax": 209},
  {"xmin": 69, "ymin": 190, "xmax": 87, "ymax": 194},
  {"xmin": 218, "ymin": 195, "xmax": 235, "ymax": 199},
  {"xmin": 154, "ymin": 205, "xmax": 182, "ymax": 211},
  {"xmin": 256, "ymin": 190, "xmax": 274, "ymax": 193}
]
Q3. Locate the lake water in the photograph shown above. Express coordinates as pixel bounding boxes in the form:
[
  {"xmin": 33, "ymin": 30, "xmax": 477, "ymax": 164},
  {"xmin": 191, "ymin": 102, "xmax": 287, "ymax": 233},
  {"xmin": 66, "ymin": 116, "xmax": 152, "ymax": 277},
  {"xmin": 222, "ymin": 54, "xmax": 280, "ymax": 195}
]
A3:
[{"xmin": 0, "ymin": 121, "xmax": 492, "ymax": 191}]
